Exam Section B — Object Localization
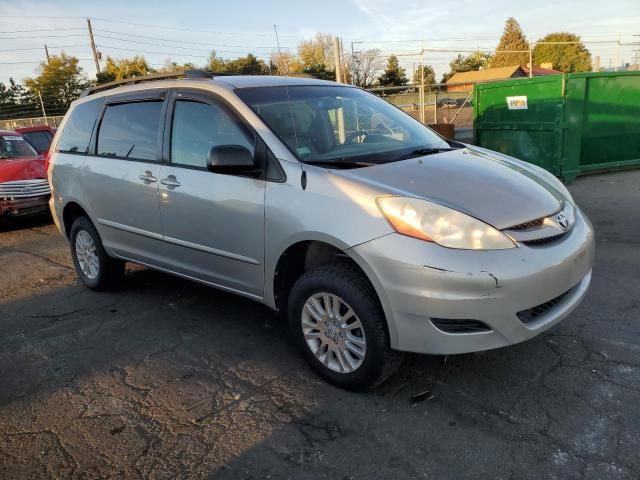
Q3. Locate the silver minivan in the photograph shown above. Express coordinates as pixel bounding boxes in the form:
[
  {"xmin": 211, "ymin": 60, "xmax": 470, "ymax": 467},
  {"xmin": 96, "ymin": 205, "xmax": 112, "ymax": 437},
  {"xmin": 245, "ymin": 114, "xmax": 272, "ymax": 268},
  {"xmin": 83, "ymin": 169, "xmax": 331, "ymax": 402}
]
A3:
[{"xmin": 49, "ymin": 72, "xmax": 594, "ymax": 390}]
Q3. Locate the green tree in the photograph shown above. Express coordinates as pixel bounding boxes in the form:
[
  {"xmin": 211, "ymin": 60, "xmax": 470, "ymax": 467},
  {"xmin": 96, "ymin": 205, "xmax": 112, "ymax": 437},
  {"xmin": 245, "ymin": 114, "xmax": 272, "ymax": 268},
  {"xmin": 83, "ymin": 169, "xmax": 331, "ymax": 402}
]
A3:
[
  {"xmin": 0, "ymin": 78, "xmax": 39, "ymax": 120},
  {"xmin": 490, "ymin": 17, "xmax": 530, "ymax": 68},
  {"xmin": 224, "ymin": 53, "xmax": 267, "ymax": 75},
  {"xmin": 206, "ymin": 50, "xmax": 227, "ymax": 72},
  {"xmin": 378, "ymin": 55, "xmax": 408, "ymax": 87},
  {"xmin": 158, "ymin": 60, "xmax": 197, "ymax": 73},
  {"xmin": 413, "ymin": 64, "xmax": 436, "ymax": 86},
  {"xmin": 24, "ymin": 53, "xmax": 87, "ymax": 112},
  {"xmin": 533, "ymin": 32, "xmax": 592, "ymax": 72},
  {"xmin": 97, "ymin": 55, "xmax": 154, "ymax": 83},
  {"xmin": 207, "ymin": 51, "xmax": 267, "ymax": 74},
  {"xmin": 441, "ymin": 52, "xmax": 491, "ymax": 82}
]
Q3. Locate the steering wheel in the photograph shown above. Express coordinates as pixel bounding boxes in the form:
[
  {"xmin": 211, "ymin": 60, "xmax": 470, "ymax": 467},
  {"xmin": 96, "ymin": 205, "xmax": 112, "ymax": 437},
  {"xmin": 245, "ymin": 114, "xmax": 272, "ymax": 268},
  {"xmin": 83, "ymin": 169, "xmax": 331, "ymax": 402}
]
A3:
[{"xmin": 344, "ymin": 130, "xmax": 372, "ymax": 144}]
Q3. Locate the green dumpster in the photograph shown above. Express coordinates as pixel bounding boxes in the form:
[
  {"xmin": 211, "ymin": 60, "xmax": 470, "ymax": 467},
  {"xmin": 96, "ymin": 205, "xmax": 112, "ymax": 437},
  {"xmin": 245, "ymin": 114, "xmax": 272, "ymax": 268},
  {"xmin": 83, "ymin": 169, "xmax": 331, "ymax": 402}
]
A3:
[{"xmin": 473, "ymin": 71, "xmax": 640, "ymax": 181}]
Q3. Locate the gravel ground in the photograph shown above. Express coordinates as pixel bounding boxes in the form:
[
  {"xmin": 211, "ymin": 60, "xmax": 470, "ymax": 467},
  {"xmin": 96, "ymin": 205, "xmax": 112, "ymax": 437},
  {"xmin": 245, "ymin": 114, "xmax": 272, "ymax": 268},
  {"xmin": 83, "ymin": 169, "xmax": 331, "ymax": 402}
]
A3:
[{"xmin": 0, "ymin": 170, "xmax": 639, "ymax": 479}]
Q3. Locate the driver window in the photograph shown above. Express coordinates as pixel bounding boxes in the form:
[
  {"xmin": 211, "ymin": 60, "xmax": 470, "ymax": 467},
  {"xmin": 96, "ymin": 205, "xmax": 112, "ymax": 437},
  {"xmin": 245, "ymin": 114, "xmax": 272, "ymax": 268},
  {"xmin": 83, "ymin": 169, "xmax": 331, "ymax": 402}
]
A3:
[{"xmin": 171, "ymin": 100, "xmax": 254, "ymax": 168}]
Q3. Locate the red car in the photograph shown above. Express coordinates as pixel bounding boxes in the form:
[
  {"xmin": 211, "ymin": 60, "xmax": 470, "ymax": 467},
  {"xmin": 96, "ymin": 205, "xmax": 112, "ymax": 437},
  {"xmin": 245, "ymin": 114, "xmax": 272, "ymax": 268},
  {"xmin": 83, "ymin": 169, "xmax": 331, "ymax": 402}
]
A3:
[
  {"xmin": 0, "ymin": 130, "xmax": 50, "ymax": 218},
  {"xmin": 15, "ymin": 125, "xmax": 57, "ymax": 155}
]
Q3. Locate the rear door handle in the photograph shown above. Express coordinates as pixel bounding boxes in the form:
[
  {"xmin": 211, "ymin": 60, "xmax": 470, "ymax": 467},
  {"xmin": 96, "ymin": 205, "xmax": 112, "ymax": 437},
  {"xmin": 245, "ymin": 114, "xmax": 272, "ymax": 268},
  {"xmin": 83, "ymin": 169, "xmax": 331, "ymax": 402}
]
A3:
[
  {"xmin": 139, "ymin": 171, "xmax": 157, "ymax": 183},
  {"xmin": 161, "ymin": 175, "xmax": 181, "ymax": 189}
]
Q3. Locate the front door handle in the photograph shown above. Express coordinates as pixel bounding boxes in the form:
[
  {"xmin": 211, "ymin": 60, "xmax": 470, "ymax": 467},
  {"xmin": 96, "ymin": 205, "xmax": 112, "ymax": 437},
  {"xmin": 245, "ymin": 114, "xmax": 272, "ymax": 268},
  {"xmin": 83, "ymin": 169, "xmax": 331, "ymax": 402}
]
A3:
[
  {"xmin": 161, "ymin": 175, "xmax": 181, "ymax": 189},
  {"xmin": 139, "ymin": 171, "xmax": 157, "ymax": 183}
]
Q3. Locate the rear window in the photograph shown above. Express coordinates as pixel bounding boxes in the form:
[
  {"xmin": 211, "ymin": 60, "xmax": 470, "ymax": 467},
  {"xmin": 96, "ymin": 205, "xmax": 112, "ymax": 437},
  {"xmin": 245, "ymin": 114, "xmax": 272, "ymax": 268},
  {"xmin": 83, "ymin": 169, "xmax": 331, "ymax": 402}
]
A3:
[
  {"xmin": 57, "ymin": 98, "xmax": 104, "ymax": 154},
  {"xmin": 22, "ymin": 131, "xmax": 53, "ymax": 154},
  {"xmin": 97, "ymin": 101, "xmax": 163, "ymax": 161}
]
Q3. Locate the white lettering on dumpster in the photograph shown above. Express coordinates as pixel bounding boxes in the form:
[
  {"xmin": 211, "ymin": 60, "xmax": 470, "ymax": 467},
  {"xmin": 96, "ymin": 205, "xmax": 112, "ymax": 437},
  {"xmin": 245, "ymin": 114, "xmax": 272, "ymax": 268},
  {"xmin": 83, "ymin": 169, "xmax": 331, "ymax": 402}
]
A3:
[{"xmin": 506, "ymin": 96, "xmax": 528, "ymax": 110}]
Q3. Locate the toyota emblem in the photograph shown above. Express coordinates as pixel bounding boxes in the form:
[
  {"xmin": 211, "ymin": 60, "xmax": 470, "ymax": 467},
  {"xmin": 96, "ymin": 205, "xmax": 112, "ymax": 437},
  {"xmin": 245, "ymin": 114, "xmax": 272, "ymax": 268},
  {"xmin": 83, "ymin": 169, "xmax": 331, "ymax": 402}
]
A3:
[{"xmin": 555, "ymin": 212, "xmax": 569, "ymax": 230}]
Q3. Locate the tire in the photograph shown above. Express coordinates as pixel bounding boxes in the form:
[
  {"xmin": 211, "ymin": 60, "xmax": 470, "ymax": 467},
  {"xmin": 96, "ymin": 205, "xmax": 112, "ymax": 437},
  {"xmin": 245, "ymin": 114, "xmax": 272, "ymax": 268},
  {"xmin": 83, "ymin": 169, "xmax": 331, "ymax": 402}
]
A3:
[
  {"xmin": 288, "ymin": 263, "xmax": 403, "ymax": 390},
  {"xmin": 69, "ymin": 216, "xmax": 125, "ymax": 290}
]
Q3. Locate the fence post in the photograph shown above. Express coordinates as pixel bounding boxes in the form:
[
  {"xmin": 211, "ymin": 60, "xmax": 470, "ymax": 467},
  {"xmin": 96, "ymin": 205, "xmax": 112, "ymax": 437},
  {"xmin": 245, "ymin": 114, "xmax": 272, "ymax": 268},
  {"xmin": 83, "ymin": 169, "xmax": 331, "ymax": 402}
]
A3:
[
  {"xmin": 419, "ymin": 85, "xmax": 425, "ymax": 124},
  {"xmin": 434, "ymin": 90, "xmax": 438, "ymax": 125}
]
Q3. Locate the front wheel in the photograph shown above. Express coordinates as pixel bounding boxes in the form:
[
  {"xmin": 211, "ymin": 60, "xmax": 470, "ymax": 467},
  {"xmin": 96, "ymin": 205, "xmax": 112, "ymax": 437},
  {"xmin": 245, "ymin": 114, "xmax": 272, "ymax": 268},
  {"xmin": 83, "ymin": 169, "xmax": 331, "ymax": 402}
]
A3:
[
  {"xmin": 70, "ymin": 216, "xmax": 125, "ymax": 290},
  {"xmin": 288, "ymin": 263, "xmax": 403, "ymax": 390}
]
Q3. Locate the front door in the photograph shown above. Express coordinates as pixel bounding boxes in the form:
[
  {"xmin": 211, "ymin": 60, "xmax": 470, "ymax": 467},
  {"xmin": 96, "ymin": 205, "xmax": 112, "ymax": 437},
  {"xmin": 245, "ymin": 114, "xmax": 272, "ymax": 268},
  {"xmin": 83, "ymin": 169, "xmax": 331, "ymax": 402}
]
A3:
[{"xmin": 158, "ymin": 91, "xmax": 265, "ymax": 298}]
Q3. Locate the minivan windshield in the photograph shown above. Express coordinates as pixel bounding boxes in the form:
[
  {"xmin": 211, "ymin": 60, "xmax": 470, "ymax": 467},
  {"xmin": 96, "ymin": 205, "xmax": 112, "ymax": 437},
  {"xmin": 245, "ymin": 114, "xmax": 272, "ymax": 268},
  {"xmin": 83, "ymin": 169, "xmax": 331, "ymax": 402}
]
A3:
[{"xmin": 236, "ymin": 85, "xmax": 453, "ymax": 166}]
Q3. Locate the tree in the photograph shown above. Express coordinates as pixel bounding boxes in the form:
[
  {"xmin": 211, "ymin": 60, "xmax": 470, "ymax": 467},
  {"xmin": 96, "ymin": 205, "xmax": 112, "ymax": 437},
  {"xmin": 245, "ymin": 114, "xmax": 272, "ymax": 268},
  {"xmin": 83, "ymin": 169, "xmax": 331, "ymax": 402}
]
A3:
[
  {"xmin": 533, "ymin": 32, "xmax": 591, "ymax": 72},
  {"xmin": 344, "ymin": 48, "xmax": 384, "ymax": 88},
  {"xmin": 490, "ymin": 17, "xmax": 530, "ymax": 68},
  {"xmin": 158, "ymin": 59, "xmax": 197, "ymax": 73},
  {"xmin": 24, "ymin": 53, "xmax": 87, "ymax": 112},
  {"xmin": 0, "ymin": 78, "xmax": 38, "ymax": 120},
  {"xmin": 441, "ymin": 51, "xmax": 491, "ymax": 83},
  {"xmin": 413, "ymin": 64, "xmax": 436, "ymax": 86},
  {"xmin": 268, "ymin": 52, "xmax": 303, "ymax": 75},
  {"xmin": 207, "ymin": 51, "xmax": 267, "ymax": 74},
  {"xmin": 378, "ymin": 55, "xmax": 408, "ymax": 87},
  {"xmin": 224, "ymin": 54, "xmax": 267, "ymax": 75},
  {"xmin": 97, "ymin": 55, "xmax": 154, "ymax": 83},
  {"xmin": 297, "ymin": 33, "xmax": 335, "ymax": 72},
  {"xmin": 207, "ymin": 50, "xmax": 227, "ymax": 72}
]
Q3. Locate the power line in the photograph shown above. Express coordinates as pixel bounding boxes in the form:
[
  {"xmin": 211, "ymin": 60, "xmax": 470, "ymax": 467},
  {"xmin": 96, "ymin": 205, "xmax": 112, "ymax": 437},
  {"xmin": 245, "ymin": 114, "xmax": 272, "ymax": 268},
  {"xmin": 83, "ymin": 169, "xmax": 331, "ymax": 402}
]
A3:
[
  {"xmin": 95, "ymin": 43, "xmax": 272, "ymax": 59},
  {"xmin": 0, "ymin": 27, "xmax": 86, "ymax": 34},
  {"xmin": 92, "ymin": 28, "xmax": 294, "ymax": 50},
  {"xmin": 0, "ymin": 33, "xmax": 87, "ymax": 40},
  {"xmin": 91, "ymin": 17, "xmax": 301, "ymax": 37},
  {"xmin": 0, "ymin": 44, "xmax": 88, "ymax": 52},
  {"xmin": 94, "ymin": 34, "xmax": 277, "ymax": 53},
  {"xmin": 93, "ymin": 32, "xmax": 290, "ymax": 51}
]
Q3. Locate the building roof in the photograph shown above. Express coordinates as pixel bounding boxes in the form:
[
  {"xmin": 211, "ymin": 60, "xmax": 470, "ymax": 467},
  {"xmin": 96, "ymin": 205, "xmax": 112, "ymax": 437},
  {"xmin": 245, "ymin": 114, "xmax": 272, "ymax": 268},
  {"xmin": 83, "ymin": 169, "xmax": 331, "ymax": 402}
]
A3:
[
  {"xmin": 521, "ymin": 66, "xmax": 562, "ymax": 76},
  {"xmin": 446, "ymin": 65, "xmax": 561, "ymax": 84}
]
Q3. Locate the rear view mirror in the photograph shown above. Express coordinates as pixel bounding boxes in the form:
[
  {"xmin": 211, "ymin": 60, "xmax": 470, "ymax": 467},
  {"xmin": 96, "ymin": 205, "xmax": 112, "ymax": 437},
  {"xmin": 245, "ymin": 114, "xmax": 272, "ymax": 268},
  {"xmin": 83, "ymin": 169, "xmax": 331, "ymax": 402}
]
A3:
[{"xmin": 206, "ymin": 145, "xmax": 257, "ymax": 174}]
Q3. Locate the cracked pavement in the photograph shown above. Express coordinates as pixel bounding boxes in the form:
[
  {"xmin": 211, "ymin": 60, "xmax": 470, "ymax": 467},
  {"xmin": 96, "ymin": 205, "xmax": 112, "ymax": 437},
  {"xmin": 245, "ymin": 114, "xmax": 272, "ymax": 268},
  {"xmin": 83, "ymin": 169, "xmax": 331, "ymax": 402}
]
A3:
[{"xmin": 1, "ymin": 170, "xmax": 639, "ymax": 479}]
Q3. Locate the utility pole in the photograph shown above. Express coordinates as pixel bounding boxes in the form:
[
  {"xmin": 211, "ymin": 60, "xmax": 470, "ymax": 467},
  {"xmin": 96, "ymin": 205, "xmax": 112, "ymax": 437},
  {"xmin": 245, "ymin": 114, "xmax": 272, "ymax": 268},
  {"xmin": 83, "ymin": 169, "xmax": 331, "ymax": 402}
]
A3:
[
  {"xmin": 333, "ymin": 36, "xmax": 343, "ymax": 83},
  {"xmin": 37, "ymin": 90, "xmax": 47, "ymax": 121},
  {"xmin": 87, "ymin": 18, "xmax": 101, "ymax": 75},
  {"xmin": 44, "ymin": 44, "xmax": 50, "ymax": 63},
  {"xmin": 351, "ymin": 42, "xmax": 356, "ymax": 85}
]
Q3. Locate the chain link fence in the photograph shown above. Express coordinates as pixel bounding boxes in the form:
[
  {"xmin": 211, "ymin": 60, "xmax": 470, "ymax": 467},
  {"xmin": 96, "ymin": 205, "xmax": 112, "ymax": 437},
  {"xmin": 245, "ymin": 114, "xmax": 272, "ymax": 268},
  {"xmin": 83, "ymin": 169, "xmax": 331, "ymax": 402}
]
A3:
[
  {"xmin": 367, "ymin": 83, "xmax": 475, "ymax": 142},
  {"xmin": 0, "ymin": 115, "xmax": 65, "ymax": 132}
]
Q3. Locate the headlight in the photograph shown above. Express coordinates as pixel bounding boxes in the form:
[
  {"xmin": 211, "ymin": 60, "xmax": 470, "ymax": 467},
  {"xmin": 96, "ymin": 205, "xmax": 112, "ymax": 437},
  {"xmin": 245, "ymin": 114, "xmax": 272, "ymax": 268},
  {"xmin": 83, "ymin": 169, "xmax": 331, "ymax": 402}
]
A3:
[{"xmin": 376, "ymin": 196, "xmax": 516, "ymax": 250}]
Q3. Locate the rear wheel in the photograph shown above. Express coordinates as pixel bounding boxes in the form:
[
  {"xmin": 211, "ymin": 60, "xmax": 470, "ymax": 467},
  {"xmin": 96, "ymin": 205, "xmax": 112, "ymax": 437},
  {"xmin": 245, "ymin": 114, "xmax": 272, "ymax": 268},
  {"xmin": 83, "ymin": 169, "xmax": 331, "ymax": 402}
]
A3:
[
  {"xmin": 70, "ymin": 216, "xmax": 125, "ymax": 290},
  {"xmin": 288, "ymin": 263, "xmax": 403, "ymax": 390}
]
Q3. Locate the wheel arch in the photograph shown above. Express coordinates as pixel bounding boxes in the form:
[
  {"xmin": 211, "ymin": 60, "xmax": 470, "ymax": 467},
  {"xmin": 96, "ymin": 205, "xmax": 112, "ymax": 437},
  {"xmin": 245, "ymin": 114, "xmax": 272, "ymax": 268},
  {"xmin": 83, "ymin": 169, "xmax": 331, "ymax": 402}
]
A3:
[
  {"xmin": 62, "ymin": 200, "xmax": 91, "ymax": 239},
  {"xmin": 270, "ymin": 236, "xmax": 396, "ymax": 346}
]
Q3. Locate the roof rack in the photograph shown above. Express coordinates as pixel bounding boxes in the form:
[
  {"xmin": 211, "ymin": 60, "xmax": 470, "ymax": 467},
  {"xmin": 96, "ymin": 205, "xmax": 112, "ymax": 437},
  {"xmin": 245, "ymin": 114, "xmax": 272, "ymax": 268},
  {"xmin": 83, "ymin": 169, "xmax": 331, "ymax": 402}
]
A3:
[{"xmin": 80, "ymin": 69, "xmax": 214, "ymax": 97}]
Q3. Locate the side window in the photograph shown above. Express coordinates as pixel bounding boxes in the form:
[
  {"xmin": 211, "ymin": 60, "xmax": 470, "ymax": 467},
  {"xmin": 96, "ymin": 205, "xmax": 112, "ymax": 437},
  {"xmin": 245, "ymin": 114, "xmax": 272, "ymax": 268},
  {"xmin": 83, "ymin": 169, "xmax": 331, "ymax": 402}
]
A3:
[
  {"xmin": 23, "ymin": 131, "xmax": 52, "ymax": 154},
  {"xmin": 97, "ymin": 101, "xmax": 163, "ymax": 161},
  {"xmin": 57, "ymin": 98, "xmax": 103, "ymax": 153},
  {"xmin": 171, "ymin": 100, "xmax": 254, "ymax": 168}
]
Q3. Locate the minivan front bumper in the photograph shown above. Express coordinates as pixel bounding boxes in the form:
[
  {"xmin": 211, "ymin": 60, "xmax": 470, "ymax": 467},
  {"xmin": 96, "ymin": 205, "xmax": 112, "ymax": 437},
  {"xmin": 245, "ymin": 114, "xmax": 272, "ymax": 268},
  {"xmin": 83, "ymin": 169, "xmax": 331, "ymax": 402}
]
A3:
[{"xmin": 350, "ymin": 208, "xmax": 595, "ymax": 355}]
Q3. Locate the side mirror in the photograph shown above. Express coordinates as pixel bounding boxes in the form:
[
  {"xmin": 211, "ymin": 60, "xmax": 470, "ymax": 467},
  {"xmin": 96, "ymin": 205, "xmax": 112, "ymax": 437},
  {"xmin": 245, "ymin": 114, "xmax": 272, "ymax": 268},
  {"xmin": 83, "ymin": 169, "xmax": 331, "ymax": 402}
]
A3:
[{"xmin": 206, "ymin": 145, "xmax": 257, "ymax": 174}]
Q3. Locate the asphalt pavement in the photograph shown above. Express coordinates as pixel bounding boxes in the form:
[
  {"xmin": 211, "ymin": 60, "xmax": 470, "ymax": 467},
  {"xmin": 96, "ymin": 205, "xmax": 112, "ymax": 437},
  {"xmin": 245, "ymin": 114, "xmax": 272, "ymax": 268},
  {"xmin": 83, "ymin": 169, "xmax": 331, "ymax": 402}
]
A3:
[{"xmin": 0, "ymin": 170, "xmax": 639, "ymax": 479}]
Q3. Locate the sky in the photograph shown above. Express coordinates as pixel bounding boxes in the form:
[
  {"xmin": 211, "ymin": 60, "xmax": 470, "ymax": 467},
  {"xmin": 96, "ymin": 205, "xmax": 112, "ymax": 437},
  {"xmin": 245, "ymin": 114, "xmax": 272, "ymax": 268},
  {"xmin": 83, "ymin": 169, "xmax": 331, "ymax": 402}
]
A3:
[{"xmin": 1, "ymin": 0, "xmax": 639, "ymax": 84}]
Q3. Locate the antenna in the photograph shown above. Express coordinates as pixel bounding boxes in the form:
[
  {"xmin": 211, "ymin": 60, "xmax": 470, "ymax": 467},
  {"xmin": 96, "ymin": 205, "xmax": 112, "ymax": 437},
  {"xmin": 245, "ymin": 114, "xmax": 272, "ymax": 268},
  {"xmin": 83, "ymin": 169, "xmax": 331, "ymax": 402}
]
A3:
[{"xmin": 273, "ymin": 24, "xmax": 285, "ymax": 75}]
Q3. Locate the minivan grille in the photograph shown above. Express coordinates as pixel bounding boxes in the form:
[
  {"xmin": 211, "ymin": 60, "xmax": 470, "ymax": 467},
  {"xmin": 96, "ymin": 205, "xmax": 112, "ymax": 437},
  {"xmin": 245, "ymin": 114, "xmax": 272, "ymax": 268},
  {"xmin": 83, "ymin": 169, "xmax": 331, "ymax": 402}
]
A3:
[
  {"xmin": 517, "ymin": 286, "xmax": 576, "ymax": 325},
  {"xmin": 510, "ymin": 217, "xmax": 545, "ymax": 230},
  {"xmin": 521, "ymin": 232, "xmax": 567, "ymax": 247},
  {"xmin": 430, "ymin": 318, "xmax": 492, "ymax": 334},
  {"xmin": 0, "ymin": 179, "xmax": 50, "ymax": 199}
]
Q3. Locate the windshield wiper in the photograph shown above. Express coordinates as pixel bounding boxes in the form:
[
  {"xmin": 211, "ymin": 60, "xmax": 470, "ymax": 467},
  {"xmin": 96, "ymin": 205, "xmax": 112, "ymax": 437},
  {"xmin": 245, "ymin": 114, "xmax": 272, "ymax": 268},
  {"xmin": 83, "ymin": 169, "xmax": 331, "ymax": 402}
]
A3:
[
  {"xmin": 395, "ymin": 147, "xmax": 458, "ymax": 161},
  {"xmin": 302, "ymin": 158, "xmax": 376, "ymax": 168}
]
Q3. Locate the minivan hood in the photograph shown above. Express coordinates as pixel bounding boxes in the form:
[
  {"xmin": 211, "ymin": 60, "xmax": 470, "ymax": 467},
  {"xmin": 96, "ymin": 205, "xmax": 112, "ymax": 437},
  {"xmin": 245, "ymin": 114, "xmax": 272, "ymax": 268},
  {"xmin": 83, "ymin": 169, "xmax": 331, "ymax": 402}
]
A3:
[{"xmin": 335, "ymin": 147, "xmax": 564, "ymax": 230}]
